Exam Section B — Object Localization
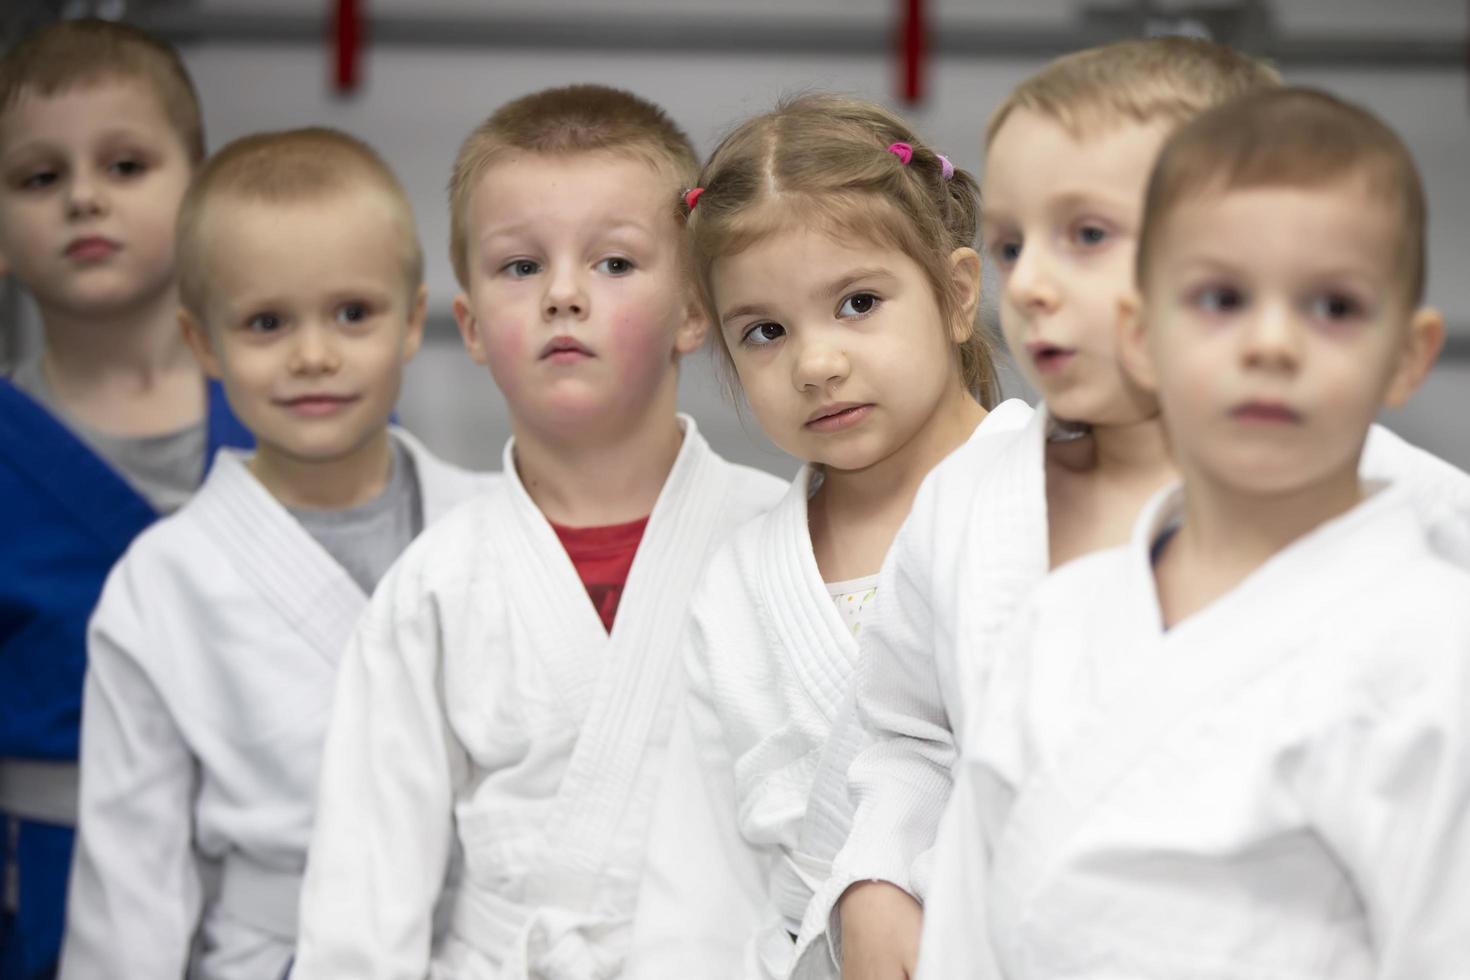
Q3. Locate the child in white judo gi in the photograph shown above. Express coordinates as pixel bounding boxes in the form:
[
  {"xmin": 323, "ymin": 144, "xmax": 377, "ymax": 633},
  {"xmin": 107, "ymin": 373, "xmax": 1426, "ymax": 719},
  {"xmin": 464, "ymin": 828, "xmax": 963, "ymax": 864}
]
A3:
[
  {"xmin": 625, "ymin": 94, "xmax": 1006, "ymax": 979},
  {"xmin": 0, "ymin": 21, "xmax": 255, "ymax": 979},
  {"xmin": 59, "ymin": 128, "xmax": 491, "ymax": 980},
  {"xmin": 292, "ymin": 85, "xmax": 786, "ymax": 980},
  {"xmin": 919, "ymin": 85, "xmax": 1470, "ymax": 980},
  {"xmin": 811, "ymin": 38, "xmax": 1283, "ymax": 980}
]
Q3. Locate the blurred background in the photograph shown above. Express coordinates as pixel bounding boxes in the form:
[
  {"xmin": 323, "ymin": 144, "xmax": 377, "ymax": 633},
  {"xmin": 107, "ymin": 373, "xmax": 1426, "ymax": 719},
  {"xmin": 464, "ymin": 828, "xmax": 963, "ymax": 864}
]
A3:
[{"xmin": 3, "ymin": 0, "xmax": 1467, "ymax": 476}]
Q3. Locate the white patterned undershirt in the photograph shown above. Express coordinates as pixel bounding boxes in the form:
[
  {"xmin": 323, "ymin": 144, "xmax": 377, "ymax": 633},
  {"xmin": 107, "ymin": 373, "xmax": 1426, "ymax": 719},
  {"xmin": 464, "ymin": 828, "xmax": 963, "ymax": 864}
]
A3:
[{"xmin": 826, "ymin": 574, "xmax": 880, "ymax": 637}]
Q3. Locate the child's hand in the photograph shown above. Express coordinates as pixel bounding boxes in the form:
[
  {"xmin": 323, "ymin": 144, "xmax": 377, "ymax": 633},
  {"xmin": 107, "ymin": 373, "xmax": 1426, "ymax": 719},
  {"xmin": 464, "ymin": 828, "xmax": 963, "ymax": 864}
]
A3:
[{"xmin": 838, "ymin": 880, "xmax": 923, "ymax": 980}]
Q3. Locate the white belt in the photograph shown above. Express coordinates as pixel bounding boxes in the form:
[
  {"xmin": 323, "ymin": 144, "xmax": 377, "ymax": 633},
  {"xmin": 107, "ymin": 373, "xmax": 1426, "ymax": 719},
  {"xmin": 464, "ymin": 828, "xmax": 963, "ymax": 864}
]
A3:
[
  {"xmin": 215, "ymin": 854, "xmax": 303, "ymax": 941},
  {"xmin": 0, "ymin": 759, "xmax": 78, "ymax": 826},
  {"xmin": 448, "ymin": 881, "xmax": 626, "ymax": 980},
  {"xmin": 770, "ymin": 848, "xmax": 830, "ymax": 933}
]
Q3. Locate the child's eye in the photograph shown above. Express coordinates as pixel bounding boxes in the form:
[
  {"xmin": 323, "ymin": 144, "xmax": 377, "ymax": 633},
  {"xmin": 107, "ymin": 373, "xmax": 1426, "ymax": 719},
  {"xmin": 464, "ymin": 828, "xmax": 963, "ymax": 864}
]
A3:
[
  {"xmin": 1193, "ymin": 285, "xmax": 1246, "ymax": 315},
  {"xmin": 1071, "ymin": 222, "xmax": 1110, "ymax": 248},
  {"xmin": 837, "ymin": 292, "xmax": 880, "ymax": 318},
  {"xmin": 108, "ymin": 159, "xmax": 146, "ymax": 178},
  {"xmin": 246, "ymin": 312, "xmax": 283, "ymax": 333},
  {"xmin": 335, "ymin": 302, "xmax": 369, "ymax": 324},
  {"xmin": 988, "ymin": 240, "xmax": 1021, "ymax": 267},
  {"xmin": 1307, "ymin": 292, "xmax": 1364, "ymax": 323},
  {"xmin": 19, "ymin": 170, "xmax": 58, "ymax": 191},
  {"xmin": 502, "ymin": 259, "xmax": 541, "ymax": 278},
  {"xmin": 596, "ymin": 256, "xmax": 635, "ymax": 275},
  {"xmin": 741, "ymin": 322, "xmax": 786, "ymax": 347}
]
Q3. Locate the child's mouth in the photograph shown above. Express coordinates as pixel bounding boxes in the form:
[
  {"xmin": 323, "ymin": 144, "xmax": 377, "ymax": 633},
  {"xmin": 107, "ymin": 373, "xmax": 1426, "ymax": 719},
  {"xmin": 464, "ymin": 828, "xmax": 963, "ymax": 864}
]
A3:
[
  {"xmin": 1026, "ymin": 341, "xmax": 1076, "ymax": 373},
  {"xmin": 1231, "ymin": 400, "xmax": 1302, "ymax": 425},
  {"xmin": 805, "ymin": 403, "xmax": 873, "ymax": 432},
  {"xmin": 541, "ymin": 336, "xmax": 594, "ymax": 363}
]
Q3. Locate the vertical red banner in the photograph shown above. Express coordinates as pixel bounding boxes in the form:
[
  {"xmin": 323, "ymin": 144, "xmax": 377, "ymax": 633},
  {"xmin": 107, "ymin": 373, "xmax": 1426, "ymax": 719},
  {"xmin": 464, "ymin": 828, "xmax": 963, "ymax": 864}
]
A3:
[
  {"xmin": 333, "ymin": 0, "xmax": 362, "ymax": 95},
  {"xmin": 898, "ymin": 0, "xmax": 926, "ymax": 106}
]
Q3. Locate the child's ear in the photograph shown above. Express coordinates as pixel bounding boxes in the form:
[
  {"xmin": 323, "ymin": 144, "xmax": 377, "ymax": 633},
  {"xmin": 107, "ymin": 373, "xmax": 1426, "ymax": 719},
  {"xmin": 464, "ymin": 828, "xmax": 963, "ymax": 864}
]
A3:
[
  {"xmin": 401, "ymin": 283, "xmax": 428, "ymax": 363},
  {"xmin": 179, "ymin": 307, "xmax": 222, "ymax": 379},
  {"xmin": 452, "ymin": 291, "xmax": 489, "ymax": 366},
  {"xmin": 1115, "ymin": 289, "xmax": 1158, "ymax": 393},
  {"xmin": 672, "ymin": 290, "xmax": 710, "ymax": 357},
  {"xmin": 947, "ymin": 246, "xmax": 983, "ymax": 344},
  {"xmin": 1383, "ymin": 305, "xmax": 1445, "ymax": 408}
]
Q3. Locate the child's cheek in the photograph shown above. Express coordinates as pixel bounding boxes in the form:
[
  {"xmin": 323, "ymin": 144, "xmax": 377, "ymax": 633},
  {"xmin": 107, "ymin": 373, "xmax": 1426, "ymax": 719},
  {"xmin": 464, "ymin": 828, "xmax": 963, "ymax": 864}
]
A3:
[
  {"xmin": 608, "ymin": 304, "xmax": 674, "ymax": 390},
  {"xmin": 482, "ymin": 316, "xmax": 530, "ymax": 393}
]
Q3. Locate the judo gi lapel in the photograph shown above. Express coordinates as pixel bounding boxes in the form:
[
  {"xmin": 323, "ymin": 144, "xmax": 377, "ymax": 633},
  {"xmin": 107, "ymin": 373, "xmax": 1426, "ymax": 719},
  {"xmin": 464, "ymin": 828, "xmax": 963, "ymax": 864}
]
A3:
[
  {"xmin": 951, "ymin": 402, "xmax": 1050, "ymax": 723},
  {"xmin": 989, "ymin": 483, "xmax": 1419, "ymax": 927},
  {"xmin": 756, "ymin": 465, "xmax": 856, "ymax": 723},
  {"xmin": 187, "ymin": 427, "xmax": 469, "ymax": 669},
  {"xmin": 0, "ymin": 378, "xmax": 156, "ymax": 551},
  {"xmin": 538, "ymin": 416, "xmax": 736, "ymax": 885},
  {"xmin": 187, "ymin": 450, "xmax": 367, "ymax": 668},
  {"xmin": 490, "ymin": 435, "xmax": 618, "ymax": 723}
]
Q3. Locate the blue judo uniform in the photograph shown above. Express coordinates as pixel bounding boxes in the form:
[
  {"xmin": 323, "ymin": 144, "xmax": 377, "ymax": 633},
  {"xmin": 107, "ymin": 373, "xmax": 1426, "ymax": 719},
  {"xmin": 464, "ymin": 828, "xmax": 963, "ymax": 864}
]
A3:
[{"xmin": 0, "ymin": 377, "xmax": 251, "ymax": 980}]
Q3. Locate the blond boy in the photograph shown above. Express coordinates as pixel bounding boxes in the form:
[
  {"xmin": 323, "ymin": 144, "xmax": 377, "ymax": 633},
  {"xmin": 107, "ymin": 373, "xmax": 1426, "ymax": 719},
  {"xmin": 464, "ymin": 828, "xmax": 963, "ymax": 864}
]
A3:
[
  {"xmin": 293, "ymin": 85, "xmax": 784, "ymax": 979},
  {"xmin": 0, "ymin": 21, "xmax": 250, "ymax": 979},
  {"xmin": 800, "ymin": 39, "xmax": 1280, "ymax": 980},
  {"xmin": 59, "ymin": 128, "xmax": 490, "ymax": 980},
  {"xmin": 917, "ymin": 86, "xmax": 1470, "ymax": 980}
]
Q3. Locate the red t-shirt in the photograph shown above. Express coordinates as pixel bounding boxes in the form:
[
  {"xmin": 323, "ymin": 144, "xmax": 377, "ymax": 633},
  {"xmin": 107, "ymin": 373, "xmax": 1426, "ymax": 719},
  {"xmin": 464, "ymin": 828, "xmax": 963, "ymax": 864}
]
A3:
[{"xmin": 550, "ymin": 515, "xmax": 650, "ymax": 633}]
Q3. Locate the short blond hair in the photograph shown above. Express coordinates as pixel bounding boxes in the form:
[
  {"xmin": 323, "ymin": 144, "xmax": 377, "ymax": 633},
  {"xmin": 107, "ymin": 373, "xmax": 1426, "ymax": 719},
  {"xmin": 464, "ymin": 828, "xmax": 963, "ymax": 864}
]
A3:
[
  {"xmin": 176, "ymin": 127, "xmax": 422, "ymax": 318},
  {"xmin": 0, "ymin": 18, "xmax": 204, "ymax": 162},
  {"xmin": 1138, "ymin": 87, "xmax": 1428, "ymax": 305},
  {"xmin": 986, "ymin": 36, "xmax": 1280, "ymax": 148},
  {"xmin": 447, "ymin": 84, "xmax": 697, "ymax": 287},
  {"xmin": 687, "ymin": 93, "xmax": 1000, "ymax": 407}
]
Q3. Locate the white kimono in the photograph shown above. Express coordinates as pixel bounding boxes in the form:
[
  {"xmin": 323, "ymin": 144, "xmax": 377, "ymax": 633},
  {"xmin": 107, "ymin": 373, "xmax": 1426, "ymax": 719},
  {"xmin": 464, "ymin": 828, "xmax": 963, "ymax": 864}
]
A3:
[
  {"xmin": 627, "ymin": 464, "xmax": 859, "ymax": 980},
  {"xmin": 59, "ymin": 430, "xmax": 491, "ymax": 980},
  {"xmin": 802, "ymin": 416, "xmax": 1470, "ymax": 978},
  {"xmin": 788, "ymin": 398, "xmax": 1039, "ymax": 977},
  {"xmin": 917, "ymin": 483, "xmax": 1470, "ymax": 979},
  {"xmin": 292, "ymin": 417, "xmax": 784, "ymax": 980}
]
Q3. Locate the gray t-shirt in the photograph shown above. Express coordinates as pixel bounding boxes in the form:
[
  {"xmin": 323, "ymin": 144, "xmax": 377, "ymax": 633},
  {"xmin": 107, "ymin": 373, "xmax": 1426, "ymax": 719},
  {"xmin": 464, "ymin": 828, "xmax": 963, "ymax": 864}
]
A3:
[
  {"xmin": 9, "ymin": 359, "xmax": 205, "ymax": 515},
  {"xmin": 288, "ymin": 437, "xmax": 424, "ymax": 595}
]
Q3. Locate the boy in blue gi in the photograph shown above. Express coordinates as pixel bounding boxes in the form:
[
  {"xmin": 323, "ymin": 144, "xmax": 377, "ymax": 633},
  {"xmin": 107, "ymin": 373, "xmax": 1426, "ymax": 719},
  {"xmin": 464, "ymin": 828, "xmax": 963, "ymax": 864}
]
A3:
[{"xmin": 0, "ymin": 20, "xmax": 249, "ymax": 979}]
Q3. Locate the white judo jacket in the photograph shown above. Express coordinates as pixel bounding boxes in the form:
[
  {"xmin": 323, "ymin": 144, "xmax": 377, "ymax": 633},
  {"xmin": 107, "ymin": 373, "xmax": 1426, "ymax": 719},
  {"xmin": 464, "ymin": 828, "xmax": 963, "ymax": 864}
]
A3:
[
  {"xmin": 801, "ymin": 413, "xmax": 1470, "ymax": 978},
  {"xmin": 789, "ymin": 398, "xmax": 1039, "ymax": 977},
  {"xmin": 60, "ymin": 429, "xmax": 491, "ymax": 980},
  {"xmin": 917, "ymin": 483, "xmax": 1470, "ymax": 980},
  {"xmin": 292, "ymin": 417, "xmax": 784, "ymax": 980},
  {"xmin": 629, "ymin": 464, "xmax": 862, "ymax": 980}
]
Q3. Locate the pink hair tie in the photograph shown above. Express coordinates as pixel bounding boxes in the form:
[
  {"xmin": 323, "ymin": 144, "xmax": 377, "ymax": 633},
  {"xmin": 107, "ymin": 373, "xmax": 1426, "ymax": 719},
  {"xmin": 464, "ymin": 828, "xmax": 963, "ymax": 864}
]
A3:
[
  {"xmin": 886, "ymin": 141, "xmax": 913, "ymax": 165},
  {"xmin": 683, "ymin": 187, "xmax": 704, "ymax": 211},
  {"xmin": 937, "ymin": 154, "xmax": 955, "ymax": 181}
]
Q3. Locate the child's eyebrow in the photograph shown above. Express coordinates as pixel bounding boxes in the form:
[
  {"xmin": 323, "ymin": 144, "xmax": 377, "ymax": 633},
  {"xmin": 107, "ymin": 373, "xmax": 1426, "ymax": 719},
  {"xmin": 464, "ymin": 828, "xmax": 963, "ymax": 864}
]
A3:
[
  {"xmin": 720, "ymin": 302, "xmax": 769, "ymax": 327},
  {"xmin": 812, "ymin": 267, "xmax": 895, "ymax": 302}
]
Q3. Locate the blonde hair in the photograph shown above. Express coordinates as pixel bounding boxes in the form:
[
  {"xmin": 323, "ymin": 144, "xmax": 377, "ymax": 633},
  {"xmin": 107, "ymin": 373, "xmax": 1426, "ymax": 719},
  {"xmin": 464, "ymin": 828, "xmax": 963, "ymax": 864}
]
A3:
[
  {"xmin": 687, "ymin": 93, "xmax": 999, "ymax": 407},
  {"xmin": 0, "ymin": 18, "xmax": 205, "ymax": 162},
  {"xmin": 1138, "ymin": 87, "xmax": 1428, "ymax": 304},
  {"xmin": 986, "ymin": 36, "xmax": 1280, "ymax": 148},
  {"xmin": 176, "ymin": 127, "xmax": 422, "ymax": 318},
  {"xmin": 448, "ymin": 84, "xmax": 697, "ymax": 287}
]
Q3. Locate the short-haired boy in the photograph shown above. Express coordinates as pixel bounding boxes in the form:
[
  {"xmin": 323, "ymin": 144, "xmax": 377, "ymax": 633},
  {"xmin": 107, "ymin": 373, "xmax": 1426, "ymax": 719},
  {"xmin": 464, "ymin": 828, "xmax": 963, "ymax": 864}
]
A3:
[
  {"xmin": 0, "ymin": 20, "xmax": 250, "ymax": 979},
  {"xmin": 917, "ymin": 86, "xmax": 1470, "ymax": 979},
  {"xmin": 58, "ymin": 127, "xmax": 491, "ymax": 980},
  {"xmin": 806, "ymin": 38, "xmax": 1280, "ymax": 980},
  {"xmin": 293, "ymin": 85, "xmax": 785, "ymax": 979}
]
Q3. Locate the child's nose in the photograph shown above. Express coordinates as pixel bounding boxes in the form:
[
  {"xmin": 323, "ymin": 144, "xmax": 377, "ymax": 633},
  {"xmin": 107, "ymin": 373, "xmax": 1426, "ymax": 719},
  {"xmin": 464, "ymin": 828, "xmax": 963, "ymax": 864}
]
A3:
[
  {"xmin": 290, "ymin": 322, "xmax": 342, "ymax": 374},
  {"xmin": 65, "ymin": 171, "xmax": 107, "ymax": 219},
  {"xmin": 792, "ymin": 335, "xmax": 850, "ymax": 391},
  {"xmin": 1241, "ymin": 303, "xmax": 1303, "ymax": 371},
  {"xmin": 1006, "ymin": 245, "xmax": 1060, "ymax": 314},
  {"xmin": 543, "ymin": 268, "xmax": 588, "ymax": 320}
]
